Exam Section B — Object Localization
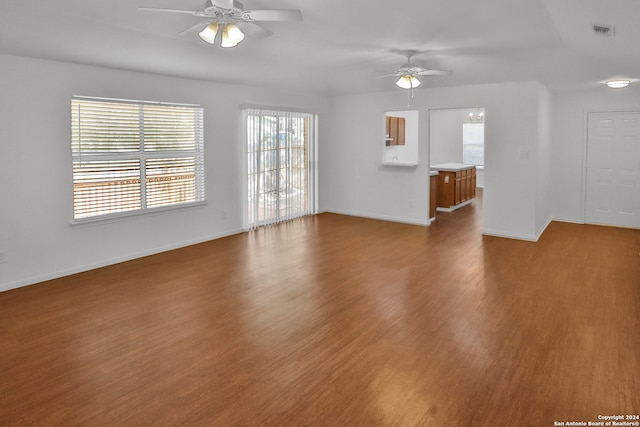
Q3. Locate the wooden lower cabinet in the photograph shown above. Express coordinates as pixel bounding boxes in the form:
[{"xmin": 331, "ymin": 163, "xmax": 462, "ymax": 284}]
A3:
[
  {"xmin": 435, "ymin": 166, "xmax": 476, "ymax": 209},
  {"xmin": 429, "ymin": 174, "xmax": 437, "ymax": 219}
]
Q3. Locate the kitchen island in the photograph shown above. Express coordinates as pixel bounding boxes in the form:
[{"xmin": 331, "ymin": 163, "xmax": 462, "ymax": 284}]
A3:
[{"xmin": 430, "ymin": 163, "xmax": 476, "ymax": 211}]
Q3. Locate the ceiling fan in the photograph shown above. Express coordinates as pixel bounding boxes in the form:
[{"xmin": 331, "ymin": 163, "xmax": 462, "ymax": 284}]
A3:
[
  {"xmin": 138, "ymin": 0, "xmax": 302, "ymax": 48},
  {"xmin": 379, "ymin": 50, "xmax": 452, "ymax": 89}
]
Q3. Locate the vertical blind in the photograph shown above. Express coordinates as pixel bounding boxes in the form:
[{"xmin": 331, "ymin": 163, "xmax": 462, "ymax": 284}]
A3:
[
  {"xmin": 246, "ymin": 108, "xmax": 316, "ymax": 229},
  {"xmin": 71, "ymin": 97, "xmax": 204, "ymax": 221}
]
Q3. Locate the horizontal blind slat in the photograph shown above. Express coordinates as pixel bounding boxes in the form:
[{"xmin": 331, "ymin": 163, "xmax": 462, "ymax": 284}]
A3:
[
  {"xmin": 145, "ymin": 157, "xmax": 197, "ymax": 209},
  {"xmin": 73, "ymin": 159, "xmax": 142, "ymax": 219}
]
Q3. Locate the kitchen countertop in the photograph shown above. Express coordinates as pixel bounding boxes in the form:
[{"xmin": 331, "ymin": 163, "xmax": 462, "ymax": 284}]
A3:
[{"xmin": 430, "ymin": 163, "xmax": 476, "ymax": 172}]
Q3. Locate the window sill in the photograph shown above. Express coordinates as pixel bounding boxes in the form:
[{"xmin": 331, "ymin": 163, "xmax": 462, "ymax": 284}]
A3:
[
  {"xmin": 70, "ymin": 201, "xmax": 207, "ymax": 228},
  {"xmin": 382, "ymin": 161, "xmax": 418, "ymax": 167}
]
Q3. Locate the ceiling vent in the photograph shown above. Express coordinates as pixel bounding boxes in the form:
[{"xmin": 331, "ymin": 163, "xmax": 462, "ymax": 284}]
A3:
[{"xmin": 593, "ymin": 25, "xmax": 615, "ymax": 37}]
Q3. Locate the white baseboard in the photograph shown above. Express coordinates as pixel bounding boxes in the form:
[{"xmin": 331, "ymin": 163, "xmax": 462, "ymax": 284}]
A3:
[
  {"xmin": 535, "ymin": 216, "xmax": 553, "ymax": 241},
  {"xmin": 482, "ymin": 228, "xmax": 539, "ymax": 242},
  {"xmin": 482, "ymin": 216, "xmax": 553, "ymax": 242},
  {"xmin": 0, "ymin": 227, "xmax": 246, "ymax": 293},
  {"xmin": 3, "ymin": 214, "xmax": 584, "ymax": 293},
  {"xmin": 551, "ymin": 216, "xmax": 585, "ymax": 225},
  {"xmin": 325, "ymin": 209, "xmax": 430, "ymax": 226},
  {"xmin": 436, "ymin": 199, "xmax": 472, "ymax": 213}
]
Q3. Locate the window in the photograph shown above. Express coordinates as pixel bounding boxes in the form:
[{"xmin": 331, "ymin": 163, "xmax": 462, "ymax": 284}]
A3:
[
  {"xmin": 462, "ymin": 122, "xmax": 484, "ymax": 166},
  {"xmin": 71, "ymin": 97, "xmax": 204, "ymax": 221},
  {"xmin": 245, "ymin": 108, "xmax": 317, "ymax": 229}
]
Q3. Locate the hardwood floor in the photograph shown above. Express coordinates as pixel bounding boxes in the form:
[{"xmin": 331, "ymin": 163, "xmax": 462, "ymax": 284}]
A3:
[{"xmin": 1, "ymin": 194, "xmax": 639, "ymax": 426}]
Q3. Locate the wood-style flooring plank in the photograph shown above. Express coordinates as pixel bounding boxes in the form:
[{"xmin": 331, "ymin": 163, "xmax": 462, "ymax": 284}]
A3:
[{"xmin": 1, "ymin": 193, "xmax": 639, "ymax": 426}]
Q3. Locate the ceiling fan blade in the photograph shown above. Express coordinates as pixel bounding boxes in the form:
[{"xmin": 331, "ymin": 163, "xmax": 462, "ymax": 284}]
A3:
[
  {"xmin": 212, "ymin": 0, "xmax": 234, "ymax": 9},
  {"xmin": 243, "ymin": 9, "xmax": 302, "ymax": 22},
  {"xmin": 376, "ymin": 73, "xmax": 400, "ymax": 79},
  {"xmin": 138, "ymin": 6, "xmax": 198, "ymax": 15},
  {"xmin": 236, "ymin": 22, "xmax": 273, "ymax": 38},
  {"xmin": 415, "ymin": 69, "xmax": 453, "ymax": 76},
  {"xmin": 178, "ymin": 20, "xmax": 211, "ymax": 37}
]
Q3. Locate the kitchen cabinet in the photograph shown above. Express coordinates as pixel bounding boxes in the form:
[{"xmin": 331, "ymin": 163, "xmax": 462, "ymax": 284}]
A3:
[
  {"xmin": 431, "ymin": 163, "xmax": 476, "ymax": 211},
  {"xmin": 385, "ymin": 116, "xmax": 405, "ymax": 146},
  {"xmin": 429, "ymin": 171, "xmax": 438, "ymax": 220}
]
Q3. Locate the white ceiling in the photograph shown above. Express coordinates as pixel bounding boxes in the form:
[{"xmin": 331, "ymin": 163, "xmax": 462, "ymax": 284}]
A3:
[{"xmin": 0, "ymin": 0, "xmax": 638, "ymax": 95}]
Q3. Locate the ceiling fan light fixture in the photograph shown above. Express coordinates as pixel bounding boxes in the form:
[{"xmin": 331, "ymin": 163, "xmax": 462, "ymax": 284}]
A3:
[
  {"xmin": 606, "ymin": 80, "xmax": 630, "ymax": 89},
  {"xmin": 198, "ymin": 22, "xmax": 220, "ymax": 44},
  {"xmin": 227, "ymin": 24, "xmax": 245, "ymax": 44},
  {"xmin": 140, "ymin": 2, "xmax": 301, "ymax": 48},
  {"xmin": 396, "ymin": 75, "xmax": 421, "ymax": 89},
  {"xmin": 220, "ymin": 23, "xmax": 245, "ymax": 48}
]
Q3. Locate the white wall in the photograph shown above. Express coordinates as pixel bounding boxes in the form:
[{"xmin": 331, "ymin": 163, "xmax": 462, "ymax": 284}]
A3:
[
  {"xmin": 324, "ymin": 81, "xmax": 546, "ymax": 239},
  {"xmin": 0, "ymin": 54, "xmax": 329, "ymax": 291},
  {"xmin": 430, "ymin": 108, "xmax": 466, "ymax": 165},
  {"xmin": 319, "ymin": 92, "xmax": 430, "ymax": 225},
  {"xmin": 535, "ymin": 85, "xmax": 553, "ymax": 234},
  {"xmin": 429, "ymin": 109, "xmax": 467, "ymax": 166},
  {"xmin": 551, "ymin": 85, "xmax": 640, "ymax": 223}
]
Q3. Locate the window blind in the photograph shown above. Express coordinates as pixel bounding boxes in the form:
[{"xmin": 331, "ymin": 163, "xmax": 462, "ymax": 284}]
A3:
[
  {"xmin": 246, "ymin": 108, "xmax": 316, "ymax": 229},
  {"xmin": 71, "ymin": 97, "xmax": 204, "ymax": 221}
]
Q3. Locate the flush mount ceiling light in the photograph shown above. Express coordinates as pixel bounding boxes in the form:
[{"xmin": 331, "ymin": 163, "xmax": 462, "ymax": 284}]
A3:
[
  {"xmin": 606, "ymin": 80, "xmax": 631, "ymax": 89},
  {"xmin": 139, "ymin": 0, "xmax": 302, "ymax": 48}
]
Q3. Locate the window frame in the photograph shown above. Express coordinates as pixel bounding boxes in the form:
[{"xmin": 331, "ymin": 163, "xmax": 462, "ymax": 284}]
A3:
[
  {"xmin": 462, "ymin": 121, "xmax": 485, "ymax": 167},
  {"xmin": 70, "ymin": 96, "xmax": 205, "ymax": 224}
]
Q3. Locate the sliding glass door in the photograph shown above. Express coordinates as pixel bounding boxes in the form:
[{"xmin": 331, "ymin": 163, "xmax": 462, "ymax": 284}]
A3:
[{"xmin": 246, "ymin": 108, "xmax": 316, "ymax": 229}]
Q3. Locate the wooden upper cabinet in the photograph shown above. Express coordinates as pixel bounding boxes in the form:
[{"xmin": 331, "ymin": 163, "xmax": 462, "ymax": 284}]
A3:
[
  {"xmin": 397, "ymin": 118, "xmax": 405, "ymax": 145},
  {"xmin": 385, "ymin": 116, "xmax": 391, "ymax": 145},
  {"xmin": 386, "ymin": 116, "xmax": 406, "ymax": 145}
]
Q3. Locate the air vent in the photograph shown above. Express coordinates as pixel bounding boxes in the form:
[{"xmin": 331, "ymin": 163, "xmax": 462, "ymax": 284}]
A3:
[{"xmin": 593, "ymin": 25, "xmax": 615, "ymax": 37}]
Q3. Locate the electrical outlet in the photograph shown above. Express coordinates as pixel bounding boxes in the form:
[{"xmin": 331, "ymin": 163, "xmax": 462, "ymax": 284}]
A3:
[
  {"xmin": 0, "ymin": 251, "xmax": 6, "ymax": 264},
  {"xmin": 221, "ymin": 210, "xmax": 227, "ymax": 220},
  {"xmin": 409, "ymin": 200, "xmax": 415, "ymax": 208}
]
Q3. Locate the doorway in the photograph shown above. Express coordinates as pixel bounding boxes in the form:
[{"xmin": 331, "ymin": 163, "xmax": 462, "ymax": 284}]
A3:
[
  {"xmin": 429, "ymin": 108, "xmax": 485, "ymax": 186},
  {"xmin": 429, "ymin": 107, "xmax": 485, "ymax": 225},
  {"xmin": 586, "ymin": 111, "xmax": 640, "ymax": 228}
]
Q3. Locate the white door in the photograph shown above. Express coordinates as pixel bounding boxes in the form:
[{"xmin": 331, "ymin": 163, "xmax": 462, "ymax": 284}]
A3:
[{"xmin": 586, "ymin": 111, "xmax": 640, "ymax": 228}]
